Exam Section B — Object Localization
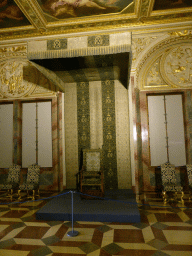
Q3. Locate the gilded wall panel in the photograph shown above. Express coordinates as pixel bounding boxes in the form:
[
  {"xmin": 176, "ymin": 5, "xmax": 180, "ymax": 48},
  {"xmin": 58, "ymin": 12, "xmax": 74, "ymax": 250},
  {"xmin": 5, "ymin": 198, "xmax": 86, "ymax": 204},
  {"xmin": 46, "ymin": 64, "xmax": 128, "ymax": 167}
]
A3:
[
  {"xmin": 145, "ymin": 56, "xmax": 167, "ymax": 88},
  {"xmin": 160, "ymin": 44, "xmax": 192, "ymax": 88},
  {"xmin": 132, "ymin": 34, "xmax": 161, "ymax": 68},
  {"xmin": 0, "ymin": 60, "xmax": 37, "ymax": 99},
  {"xmin": 0, "ymin": 58, "xmax": 58, "ymax": 100},
  {"xmin": 136, "ymin": 34, "xmax": 192, "ymax": 90}
]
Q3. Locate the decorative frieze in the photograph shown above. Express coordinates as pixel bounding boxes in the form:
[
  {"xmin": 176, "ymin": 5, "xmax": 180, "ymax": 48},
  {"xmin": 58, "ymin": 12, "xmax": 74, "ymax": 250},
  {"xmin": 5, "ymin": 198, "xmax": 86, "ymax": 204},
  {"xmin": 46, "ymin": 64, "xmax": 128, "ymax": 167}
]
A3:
[
  {"xmin": 0, "ymin": 45, "xmax": 27, "ymax": 58},
  {"xmin": 27, "ymin": 32, "xmax": 131, "ymax": 60}
]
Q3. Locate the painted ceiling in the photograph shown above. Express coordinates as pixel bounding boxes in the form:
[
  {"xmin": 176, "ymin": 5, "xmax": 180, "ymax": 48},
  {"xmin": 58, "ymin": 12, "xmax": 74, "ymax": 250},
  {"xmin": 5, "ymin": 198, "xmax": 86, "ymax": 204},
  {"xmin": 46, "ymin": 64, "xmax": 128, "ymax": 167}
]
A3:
[{"xmin": 0, "ymin": 0, "xmax": 192, "ymax": 41}]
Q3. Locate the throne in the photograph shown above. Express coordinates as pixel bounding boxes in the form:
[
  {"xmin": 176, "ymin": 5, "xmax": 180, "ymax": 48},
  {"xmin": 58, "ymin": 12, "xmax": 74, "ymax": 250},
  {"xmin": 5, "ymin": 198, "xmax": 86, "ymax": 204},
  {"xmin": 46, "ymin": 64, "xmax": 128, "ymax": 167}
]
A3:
[
  {"xmin": 18, "ymin": 164, "xmax": 40, "ymax": 200},
  {"xmin": 0, "ymin": 164, "xmax": 21, "ymax": 200},
  {"xmin": 79, "ymin": 149, "xmax": 104, "ymax": 199}
]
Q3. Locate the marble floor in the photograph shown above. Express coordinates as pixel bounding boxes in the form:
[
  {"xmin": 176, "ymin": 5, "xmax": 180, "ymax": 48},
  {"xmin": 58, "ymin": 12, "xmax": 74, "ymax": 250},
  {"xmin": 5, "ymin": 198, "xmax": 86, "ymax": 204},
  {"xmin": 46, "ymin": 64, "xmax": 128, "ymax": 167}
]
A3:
[{"xmin": 0, "ymin": 190, "xmax": 192, "ymax": 256}]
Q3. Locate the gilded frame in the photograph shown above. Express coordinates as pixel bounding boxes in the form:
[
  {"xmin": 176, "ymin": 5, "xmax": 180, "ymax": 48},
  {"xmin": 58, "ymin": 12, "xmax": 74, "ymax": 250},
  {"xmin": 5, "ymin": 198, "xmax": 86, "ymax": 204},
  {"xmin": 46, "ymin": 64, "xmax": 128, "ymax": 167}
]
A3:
[{"xmin": 0, "ymin": 0, "xmax": 192, "ymax": 41}]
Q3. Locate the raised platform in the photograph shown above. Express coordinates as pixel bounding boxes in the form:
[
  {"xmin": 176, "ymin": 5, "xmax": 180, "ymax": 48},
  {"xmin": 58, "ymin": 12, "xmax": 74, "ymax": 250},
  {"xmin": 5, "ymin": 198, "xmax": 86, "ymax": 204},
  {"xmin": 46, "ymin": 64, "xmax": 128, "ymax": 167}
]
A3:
[{"xmin": 36, "ymin": 189, "xmax": 140, "ymax": 223}]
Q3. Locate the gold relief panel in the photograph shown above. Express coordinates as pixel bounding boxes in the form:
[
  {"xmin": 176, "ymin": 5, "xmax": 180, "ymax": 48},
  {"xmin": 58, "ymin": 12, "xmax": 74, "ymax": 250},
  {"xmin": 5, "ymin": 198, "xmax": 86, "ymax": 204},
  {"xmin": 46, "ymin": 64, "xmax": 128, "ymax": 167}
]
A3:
[
  {"xmin": 0, "ymin": 60, "xmax": 37, "ymax": 98},
  {"xmin": 160, "ymin": 43, "xmax": 192, "ymax": 88},
  {"xmin": 132, "ymin": 36, "xmax": 158, "ymax": 65},
  {"xmin": 145, "ymin": 56, "xmax": 167, "ymax": 88},
  {"xmin": 137, "ymin": 34, "xmax": 192, "ymax": 90},
  {"xmin": 169, "ymin": 30, "xmax": 192, "ymax": 37},
  {"xmin": 0, "ymin": 45, "xmax": 27, "ymax": 59}
]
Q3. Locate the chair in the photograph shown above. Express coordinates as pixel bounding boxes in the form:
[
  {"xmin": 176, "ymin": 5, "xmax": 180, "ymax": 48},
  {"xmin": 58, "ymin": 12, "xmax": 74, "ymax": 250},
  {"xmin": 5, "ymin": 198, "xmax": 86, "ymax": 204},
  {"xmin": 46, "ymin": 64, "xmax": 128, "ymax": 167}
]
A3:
[
  {"xmin": 79, "ymin": 149, "xmax": 104, "ymax": 199},
  {"xmin": 186, "ymin": 164, "xmax": 192, "ymax": 200},
  {"xmin": 0, "ymin": 164, "xmax": 21, "ymax": 199},
  {"xmin": 161, "ymin": 162, "xmax": 184, "ymax": 204},
  {"xmin": 18, "ymin": 164, "xmax": 40, "ymax": 200}
]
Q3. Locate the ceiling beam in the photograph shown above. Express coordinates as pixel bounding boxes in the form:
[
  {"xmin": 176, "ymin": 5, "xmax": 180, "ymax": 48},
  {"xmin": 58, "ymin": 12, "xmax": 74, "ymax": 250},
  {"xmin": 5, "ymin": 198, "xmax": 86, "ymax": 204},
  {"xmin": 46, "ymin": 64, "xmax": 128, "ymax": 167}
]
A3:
[
  {"xmin": 14, "ymin": 0, "xmax": 47, "ymax": 32},
  {"xmin": 137, "ymin": 0, "xmax": 154, "ymax": 20}
]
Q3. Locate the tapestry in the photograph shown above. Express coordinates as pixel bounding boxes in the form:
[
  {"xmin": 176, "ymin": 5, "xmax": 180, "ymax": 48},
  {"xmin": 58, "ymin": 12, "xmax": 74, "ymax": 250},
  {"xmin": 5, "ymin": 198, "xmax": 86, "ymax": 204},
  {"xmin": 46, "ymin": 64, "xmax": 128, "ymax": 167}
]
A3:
[
  {"xmin": 102, "ymin": 80, "xmax": 118, "ymax": 189},
  {"xmin": 77, "ymin": 82, "xmax": 90, "ymax": 168}
]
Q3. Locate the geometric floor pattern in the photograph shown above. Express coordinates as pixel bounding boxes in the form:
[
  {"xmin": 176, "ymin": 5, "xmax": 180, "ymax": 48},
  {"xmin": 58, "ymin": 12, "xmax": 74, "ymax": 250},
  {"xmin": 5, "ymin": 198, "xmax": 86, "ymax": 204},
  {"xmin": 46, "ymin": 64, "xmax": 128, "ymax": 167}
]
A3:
[{"xmin": 0, "ymin": 191, "xmax": 192, "ymax": 256}]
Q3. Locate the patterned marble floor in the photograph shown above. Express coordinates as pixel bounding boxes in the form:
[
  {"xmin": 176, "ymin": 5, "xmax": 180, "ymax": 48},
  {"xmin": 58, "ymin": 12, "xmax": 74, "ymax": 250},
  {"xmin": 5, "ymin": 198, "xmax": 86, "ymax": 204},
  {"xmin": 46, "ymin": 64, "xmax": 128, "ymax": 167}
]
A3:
[{"xmin": 0, "ymin": 190, "xmax": 192, "ymax": 256}]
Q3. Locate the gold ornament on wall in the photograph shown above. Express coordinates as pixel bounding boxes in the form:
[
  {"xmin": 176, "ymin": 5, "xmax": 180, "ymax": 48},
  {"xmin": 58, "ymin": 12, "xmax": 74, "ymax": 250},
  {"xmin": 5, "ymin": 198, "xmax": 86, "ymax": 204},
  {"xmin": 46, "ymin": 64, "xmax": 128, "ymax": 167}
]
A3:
[
  {"xmin": 0, "ymin": 61, "xmax": 24, "ymax": 94},
  {"xmin": 160, "ymin": 44, "xmax": 192, "ymax": 87},
  {"xmin": 169, "ymin": 30, "xmax": 191, "ymax": 37},
  {"xmin": 146, "ymin": 57, "xmax": 166, "ymax": 88},
  {"xmin": 132, "ymin": 36, "xmax": 157, "ymax": 64},
  {"xmin": 0, "ymin": 60, "xmax": 36, "ymax": 98}
]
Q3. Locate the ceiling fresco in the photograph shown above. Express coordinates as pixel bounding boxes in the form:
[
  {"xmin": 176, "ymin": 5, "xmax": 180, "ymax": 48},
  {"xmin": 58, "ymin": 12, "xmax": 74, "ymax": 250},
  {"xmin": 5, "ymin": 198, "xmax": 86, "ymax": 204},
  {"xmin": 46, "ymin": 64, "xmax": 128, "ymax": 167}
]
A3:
[
  {"xmin": 37, "ymin": 0, "xmax": 132, "ymax": 20},
  {"xmin": 0, "ymin": 0, "xmax": 192, "ymax": 41},
  {"xmin": 153, "ymin": 0, "xmax": 192, "ymax": 11},
  {"xmin": 0, "ymin": 0, "xmax": 30, "ymax": 28}
]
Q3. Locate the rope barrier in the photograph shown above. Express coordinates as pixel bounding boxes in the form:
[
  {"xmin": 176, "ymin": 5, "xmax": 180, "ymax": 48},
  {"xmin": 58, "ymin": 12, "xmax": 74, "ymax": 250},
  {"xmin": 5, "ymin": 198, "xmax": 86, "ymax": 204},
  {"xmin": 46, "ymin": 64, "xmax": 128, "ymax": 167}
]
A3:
[
  {"xmin": 76, "ymin": 191, "xmax": 192, "ymax": 210},
  {"xmin": 0, "ymin": 190, "xmax": 191, "ymax": 210}
]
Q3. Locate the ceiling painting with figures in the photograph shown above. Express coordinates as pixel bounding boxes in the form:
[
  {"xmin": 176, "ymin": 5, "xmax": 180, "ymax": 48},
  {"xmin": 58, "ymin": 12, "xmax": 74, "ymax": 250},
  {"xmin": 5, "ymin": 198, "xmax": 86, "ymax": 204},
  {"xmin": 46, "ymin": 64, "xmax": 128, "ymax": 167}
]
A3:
[
  {"xmin": 37, "ymin": 0, "xmax": 133, "ymax": 20},
  {"xmin": 0, "ymin": 0, "xmax": 30, "ymax": 28},
  {"xmin": 0, "ymin": 0, "xmax": 192, "ymax": 40}
]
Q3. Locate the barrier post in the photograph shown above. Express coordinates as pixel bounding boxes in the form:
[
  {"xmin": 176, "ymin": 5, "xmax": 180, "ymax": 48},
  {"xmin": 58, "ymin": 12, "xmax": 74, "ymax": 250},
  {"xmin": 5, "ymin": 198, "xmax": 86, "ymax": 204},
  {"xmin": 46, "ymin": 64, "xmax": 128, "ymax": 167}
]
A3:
[{"xmin": 67, "ymin": 191, "xmax": 79, "ymax": 237}]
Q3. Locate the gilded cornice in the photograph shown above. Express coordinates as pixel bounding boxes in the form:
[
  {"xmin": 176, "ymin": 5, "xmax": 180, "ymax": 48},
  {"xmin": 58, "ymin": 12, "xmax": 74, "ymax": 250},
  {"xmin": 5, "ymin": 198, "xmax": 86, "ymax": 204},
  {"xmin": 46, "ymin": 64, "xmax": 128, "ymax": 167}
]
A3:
[{"xmin": 0, "ymin": 44, "xmax": 27, "ymax": 60}]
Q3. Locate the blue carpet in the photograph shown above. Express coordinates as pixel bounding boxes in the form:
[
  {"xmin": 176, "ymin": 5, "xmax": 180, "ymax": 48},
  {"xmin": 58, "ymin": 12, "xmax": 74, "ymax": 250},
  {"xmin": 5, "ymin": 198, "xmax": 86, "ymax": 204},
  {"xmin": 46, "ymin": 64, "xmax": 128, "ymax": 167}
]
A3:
[{"xmin": 36, "ymin": 189, "xmax": 140, "ymax": 223}]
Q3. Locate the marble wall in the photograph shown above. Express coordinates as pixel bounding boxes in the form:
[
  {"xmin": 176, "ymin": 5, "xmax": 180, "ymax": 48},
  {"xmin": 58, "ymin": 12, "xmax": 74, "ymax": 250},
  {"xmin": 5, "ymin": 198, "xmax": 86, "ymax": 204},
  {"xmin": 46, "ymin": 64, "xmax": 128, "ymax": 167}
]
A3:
[
  {"xmin": 131, "ymin": 31, "xmax": 192, "ymax": 194},
  {"xmin": 0, "ymin": 57, "xmax": 63, "ymax": 191}
]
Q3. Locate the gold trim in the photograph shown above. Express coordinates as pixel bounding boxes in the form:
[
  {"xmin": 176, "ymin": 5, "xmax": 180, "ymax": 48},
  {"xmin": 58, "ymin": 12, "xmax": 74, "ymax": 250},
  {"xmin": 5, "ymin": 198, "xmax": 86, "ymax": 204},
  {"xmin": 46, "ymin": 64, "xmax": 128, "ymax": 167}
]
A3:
[
  {"xmin": 151, "ymin": 6, "xmax": 192, "ymax": 16},
  {"xmin": 169, "ymin": 30, "xmax": 191, "ymax": 37},
  {"xmin": 121, "ymin": 1, "xmax": 135, "ymax": 14},
  {"xmin": 144, "ymin": 84, "xmax": 169, "ymax": 88}
]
